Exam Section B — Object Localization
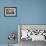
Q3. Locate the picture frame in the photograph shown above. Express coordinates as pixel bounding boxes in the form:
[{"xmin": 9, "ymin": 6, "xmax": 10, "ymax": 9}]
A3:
[
  {"xmin": 4, "ymin": 7, "xmax": 17, "ymax": 17},
  {"xmin": 18, "ymin": 24, "xmax": 46, "ymax": 42}
]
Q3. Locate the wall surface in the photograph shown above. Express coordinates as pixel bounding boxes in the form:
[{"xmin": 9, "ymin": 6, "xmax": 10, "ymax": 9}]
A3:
[{"xmin": 0, "ymin": 0, "xmax": 46, "ymax": 45}]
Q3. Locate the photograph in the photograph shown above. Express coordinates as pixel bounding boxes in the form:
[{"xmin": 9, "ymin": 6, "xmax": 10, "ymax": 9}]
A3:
[{"xmin": 4, "ymin": 7, "xmax": 17, "ymax": 17}]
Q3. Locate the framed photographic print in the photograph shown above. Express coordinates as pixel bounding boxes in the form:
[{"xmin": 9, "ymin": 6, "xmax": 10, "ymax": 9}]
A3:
[{"xmin": 4, "ymin": 7, "xmax": 17, "ymax": 17}]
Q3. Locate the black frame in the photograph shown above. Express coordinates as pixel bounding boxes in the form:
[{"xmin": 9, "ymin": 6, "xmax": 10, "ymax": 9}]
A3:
[{"xmin": 4, "ymin": 7, "xmax": 17, "ymax": 17}]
